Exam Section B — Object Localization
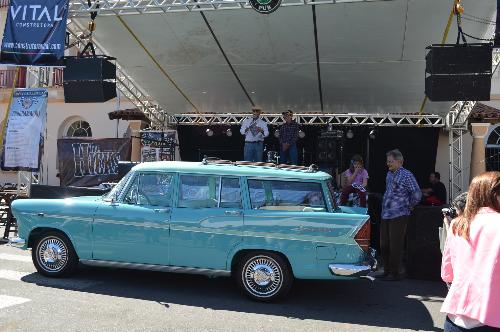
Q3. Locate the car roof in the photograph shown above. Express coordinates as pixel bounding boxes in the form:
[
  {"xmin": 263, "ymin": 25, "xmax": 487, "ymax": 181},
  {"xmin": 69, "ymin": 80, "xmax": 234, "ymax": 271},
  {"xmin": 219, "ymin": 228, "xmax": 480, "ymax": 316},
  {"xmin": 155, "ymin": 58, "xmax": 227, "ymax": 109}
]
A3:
[{"xmin": 132, "ymin": 161, "xmax": 331, "ymax": 180}]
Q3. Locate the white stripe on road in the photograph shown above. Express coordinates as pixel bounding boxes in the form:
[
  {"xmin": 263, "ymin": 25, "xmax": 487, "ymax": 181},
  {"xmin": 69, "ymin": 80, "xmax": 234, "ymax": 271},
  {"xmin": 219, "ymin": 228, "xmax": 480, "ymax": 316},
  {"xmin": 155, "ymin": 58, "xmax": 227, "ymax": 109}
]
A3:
[
  {"xmin": 0, "ymin": 295, "xmax": 31, "ymax": 309},
  {"xmin": 0, "ymin": 253, "xmax": 32, "ymax": 263},
  {"xmin": 0, "ymin": 269, "xmax": 32, "ymax": 281}
]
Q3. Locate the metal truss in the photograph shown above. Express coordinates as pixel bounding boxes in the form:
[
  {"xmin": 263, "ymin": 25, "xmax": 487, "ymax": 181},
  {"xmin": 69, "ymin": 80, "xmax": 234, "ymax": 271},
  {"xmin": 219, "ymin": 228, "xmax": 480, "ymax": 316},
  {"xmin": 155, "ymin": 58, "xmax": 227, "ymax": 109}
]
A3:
[
  {"xmin": 68, "ymin": 0, "xmax": 395, "ymax": 17},
  {"xmin": 169, "ymin": 113, "xmax": 445, "ymax": 127},
  {"xmin": 65, "ymin": 19, "xmax": 168, "ymax": 128}
]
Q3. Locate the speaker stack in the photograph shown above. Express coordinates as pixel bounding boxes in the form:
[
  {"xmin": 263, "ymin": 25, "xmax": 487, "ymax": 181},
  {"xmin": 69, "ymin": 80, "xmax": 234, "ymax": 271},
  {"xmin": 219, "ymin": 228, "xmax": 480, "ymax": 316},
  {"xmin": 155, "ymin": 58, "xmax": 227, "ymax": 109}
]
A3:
[
  {"xmin": 316, "ymin": 129, "xmax": 342, "ymax": 164},
  {"xmin": 63, "ymin": 56, "xmax": 117, "ymax": 103},
  {"xmin": 425, "ymin": 43, "xmax": 492, "ymax": 101}
]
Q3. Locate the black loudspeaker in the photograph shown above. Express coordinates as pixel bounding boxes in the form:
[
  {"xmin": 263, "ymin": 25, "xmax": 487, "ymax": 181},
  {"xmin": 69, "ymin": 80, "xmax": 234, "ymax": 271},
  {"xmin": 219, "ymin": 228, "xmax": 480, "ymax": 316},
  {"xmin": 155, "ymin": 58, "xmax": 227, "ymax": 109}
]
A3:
[
  {"xmin": 63, "ymin": 81, "xmax": 117, "ymax": 103},
  {"xmin": 63, "ymin": 56, "xmax": 117, "ymax": 103},
  {"xmin": 426, "ymin": 44, "xmax": 492, "ymax": 74},
  {"xmin": 425, "ymin": 74, "xmax": 491, "ymax": 101},
  {"xmin": 316, "ymin": 138, "xmax": 337, "ymax": 162},
  {"xmin": 406, "ymin": 206, "xmax": 443, "ymax": 281},
  {"xmin": 424, "ymin": 43, "xmax": 492, "ymax": 102}
]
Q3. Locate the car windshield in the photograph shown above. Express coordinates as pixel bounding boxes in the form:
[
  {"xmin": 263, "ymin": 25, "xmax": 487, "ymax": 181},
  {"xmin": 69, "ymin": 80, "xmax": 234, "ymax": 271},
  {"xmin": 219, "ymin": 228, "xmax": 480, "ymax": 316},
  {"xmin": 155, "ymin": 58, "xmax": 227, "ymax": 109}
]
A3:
[{"xmin": 102, "ymin": 171, "xmax": 133, "ymax": 201}]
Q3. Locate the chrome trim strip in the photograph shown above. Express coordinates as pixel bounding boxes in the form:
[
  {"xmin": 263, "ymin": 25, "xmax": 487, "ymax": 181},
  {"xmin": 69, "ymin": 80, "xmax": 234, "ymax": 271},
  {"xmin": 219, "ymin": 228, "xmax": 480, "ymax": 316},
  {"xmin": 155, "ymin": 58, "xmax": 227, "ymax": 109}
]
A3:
[
  {"xmin": 79, "ymin": 260, "xmax": 231, "ymax": 277},
  {"xmin": 8, "ymin": 237, "xmax": 26, "ymax": 248},
  {"xmin": 92, "ymin": 219, "xmax": 170, "ymax": 230},
  {"xmin": 328, "ymin": 264, "xmax": 371, "ymax": 277}
]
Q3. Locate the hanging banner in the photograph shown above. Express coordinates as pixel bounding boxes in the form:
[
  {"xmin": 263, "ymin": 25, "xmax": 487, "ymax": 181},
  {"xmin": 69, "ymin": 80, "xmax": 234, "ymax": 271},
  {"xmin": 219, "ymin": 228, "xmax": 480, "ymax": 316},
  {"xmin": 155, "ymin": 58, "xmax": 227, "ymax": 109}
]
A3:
[
  {"xmin": 1, "ymin": 88, "xmax": 48, "ymax": 171},
  {"xmin": 0, "ymin": 0, "xmax": 69, "ymax": 66},
  {"xmin": 57, "ymin": 138, "xmax": 132, "ymax": 187},
  {"xmin": 140, "ymin": 130, "xmax": 178, "ymax": 162}
]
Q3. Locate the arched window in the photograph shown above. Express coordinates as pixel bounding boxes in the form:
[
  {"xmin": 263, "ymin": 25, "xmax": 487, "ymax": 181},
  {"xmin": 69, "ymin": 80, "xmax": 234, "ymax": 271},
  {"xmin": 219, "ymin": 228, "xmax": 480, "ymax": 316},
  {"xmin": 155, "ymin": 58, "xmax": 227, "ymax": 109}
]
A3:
[
  {"xmin": 66, "ymin": 120, "xmax": 92, "ymax": 137},
  {"xmin": 485, "ymin": 124, "xmax": 500, "ymax": 171}
]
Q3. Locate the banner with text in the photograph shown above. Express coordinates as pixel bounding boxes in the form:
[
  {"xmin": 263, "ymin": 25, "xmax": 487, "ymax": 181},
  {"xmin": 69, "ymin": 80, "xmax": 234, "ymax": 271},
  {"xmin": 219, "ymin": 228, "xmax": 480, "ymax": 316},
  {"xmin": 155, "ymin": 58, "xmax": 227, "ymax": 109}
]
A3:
[
  {"xmin": 1, "ymin": 88, "xmax": 48, "ymax": 171},
  {"xmin": 57, "ymin": 138, "xmax": 132, "ymax": 187},
  {"xmin": 140, "ymin": 130, "xmax": 178, "ymax": 162},
  {"xmin": 1, "ymin": 0, "xmax": 69, "ymax": 65}
]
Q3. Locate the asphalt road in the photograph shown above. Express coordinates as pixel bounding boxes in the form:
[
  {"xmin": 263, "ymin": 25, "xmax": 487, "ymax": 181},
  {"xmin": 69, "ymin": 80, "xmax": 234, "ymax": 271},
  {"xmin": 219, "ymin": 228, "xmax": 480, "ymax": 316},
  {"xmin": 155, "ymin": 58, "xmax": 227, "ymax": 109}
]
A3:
[{"xmin": 0, "ymin": 241, "xmax": 447, "ymax": 332}]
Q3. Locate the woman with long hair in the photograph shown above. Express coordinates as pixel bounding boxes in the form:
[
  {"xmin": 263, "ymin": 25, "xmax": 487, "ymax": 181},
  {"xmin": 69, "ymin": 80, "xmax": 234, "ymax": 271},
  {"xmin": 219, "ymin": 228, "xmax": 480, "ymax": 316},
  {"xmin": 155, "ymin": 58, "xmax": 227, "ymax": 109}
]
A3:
[{"xmin": 441, "ymin": 171, "xmax": 500, "ymax": 331}]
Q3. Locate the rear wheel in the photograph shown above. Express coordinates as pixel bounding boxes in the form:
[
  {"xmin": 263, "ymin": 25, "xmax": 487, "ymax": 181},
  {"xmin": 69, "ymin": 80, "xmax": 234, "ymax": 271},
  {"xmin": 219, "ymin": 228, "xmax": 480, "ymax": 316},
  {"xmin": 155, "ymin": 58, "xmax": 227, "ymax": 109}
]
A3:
[
  {"xmin": 237, "ymin": 252, "xmax": 293, "ymax": 302},
  {"xmin": 32, "ymin": 231, "xmax": 78, "ymax": 277}
]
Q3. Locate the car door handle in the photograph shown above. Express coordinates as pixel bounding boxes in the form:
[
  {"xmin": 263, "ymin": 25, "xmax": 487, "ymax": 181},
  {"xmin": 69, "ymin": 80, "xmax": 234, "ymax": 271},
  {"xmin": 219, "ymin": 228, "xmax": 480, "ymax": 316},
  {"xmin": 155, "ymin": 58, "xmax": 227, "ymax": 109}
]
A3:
[
  {"xmin": 37, "ymin": 212, "xmax": 44, "ymax": 217},
  {"xmin": 154, "ymin": 208, "xmax": 170, "ymax": 213},
  {"xmin": 224, "ymin": 210, "xmax": 241, "ymax": 216}
]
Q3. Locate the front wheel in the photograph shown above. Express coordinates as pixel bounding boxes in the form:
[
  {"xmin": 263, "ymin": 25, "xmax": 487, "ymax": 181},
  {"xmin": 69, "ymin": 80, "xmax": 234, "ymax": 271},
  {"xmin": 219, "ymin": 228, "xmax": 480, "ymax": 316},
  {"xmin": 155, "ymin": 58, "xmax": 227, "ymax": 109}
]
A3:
[
  {"xmin": 32, "ymin": 231, "xmax": 78, "ymax": 278},
  {"xmin": 237, "ymin": 252, "xmax": 293, "ymax": 302}
]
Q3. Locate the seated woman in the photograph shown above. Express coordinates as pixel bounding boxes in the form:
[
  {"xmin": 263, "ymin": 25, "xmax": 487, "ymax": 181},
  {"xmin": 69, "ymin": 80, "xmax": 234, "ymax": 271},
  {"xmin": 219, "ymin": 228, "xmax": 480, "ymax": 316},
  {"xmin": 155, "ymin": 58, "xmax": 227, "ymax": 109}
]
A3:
[{"xmin": 340, "ymin": 154, "xmax": 369, "ymax": 207}]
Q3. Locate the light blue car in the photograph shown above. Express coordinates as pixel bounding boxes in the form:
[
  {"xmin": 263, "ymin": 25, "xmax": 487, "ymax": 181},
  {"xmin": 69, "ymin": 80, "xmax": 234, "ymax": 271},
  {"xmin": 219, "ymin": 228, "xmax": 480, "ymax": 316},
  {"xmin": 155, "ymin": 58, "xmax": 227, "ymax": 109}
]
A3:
[{"xmin": 9, "ymin": 160, "xmax": 376, "ymax": 302}]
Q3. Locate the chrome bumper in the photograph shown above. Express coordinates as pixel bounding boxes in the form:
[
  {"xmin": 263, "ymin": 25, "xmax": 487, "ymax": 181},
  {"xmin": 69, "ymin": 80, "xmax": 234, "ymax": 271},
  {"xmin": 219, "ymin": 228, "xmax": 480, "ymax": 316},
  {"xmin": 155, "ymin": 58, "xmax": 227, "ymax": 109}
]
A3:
[
  {"xmin": 8, "ymin": 237, "xmax": 26, "ymax": 248},
  {"xmin": 329, "ymin": 264, "xmax": 372, "ymax": 277},
  {"xmin": 329, "ymin": 248, "xmax": 377, "ymax": 277}
]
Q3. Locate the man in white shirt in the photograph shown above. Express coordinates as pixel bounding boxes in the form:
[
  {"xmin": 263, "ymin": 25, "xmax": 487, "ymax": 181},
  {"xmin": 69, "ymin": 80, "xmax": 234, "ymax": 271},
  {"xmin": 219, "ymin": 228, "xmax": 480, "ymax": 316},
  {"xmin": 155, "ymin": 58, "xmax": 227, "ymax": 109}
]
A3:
[{"xmin": 240, "ymin": 107, "xmax": 269, "ymax": 162}]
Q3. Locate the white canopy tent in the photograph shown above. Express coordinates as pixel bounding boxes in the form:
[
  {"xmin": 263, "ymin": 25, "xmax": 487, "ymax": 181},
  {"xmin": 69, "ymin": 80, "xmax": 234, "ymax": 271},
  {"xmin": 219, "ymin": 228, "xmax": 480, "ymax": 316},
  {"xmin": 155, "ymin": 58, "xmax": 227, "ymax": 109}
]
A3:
[{"xmin": 66, "ymin": 0, "xmax": 496, "ymax": 122}]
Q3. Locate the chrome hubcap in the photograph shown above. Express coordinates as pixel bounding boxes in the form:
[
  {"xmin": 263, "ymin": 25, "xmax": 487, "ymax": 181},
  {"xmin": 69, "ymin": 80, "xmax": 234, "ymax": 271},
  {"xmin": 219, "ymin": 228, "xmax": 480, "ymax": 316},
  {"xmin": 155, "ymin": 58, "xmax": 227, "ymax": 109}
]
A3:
[
  {"xmin": 37, "ymin": 237, "xmax": 68, "ymax": 273},
  {"xmin": 243, "ymin": 255, "xmax": 283, "ymax": 298}
]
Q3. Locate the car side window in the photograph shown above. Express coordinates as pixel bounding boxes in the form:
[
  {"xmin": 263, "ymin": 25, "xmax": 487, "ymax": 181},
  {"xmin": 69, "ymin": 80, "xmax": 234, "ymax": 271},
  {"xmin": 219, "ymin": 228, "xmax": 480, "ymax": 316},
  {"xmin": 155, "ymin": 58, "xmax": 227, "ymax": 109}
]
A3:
[
  {"xmin": 178, "ymin": 175, "xmax": 220, "ymax": 208},
  {"xmin": 123, "ymin": 173, "xmax": 173, "ymax": 207},
  {"xmin": 220, "ymin": 177, "xmax": 242, "ymax": 208},
  {"xmin": 248, "ymin": 179, "xmax": 326, "ymax": 212}
]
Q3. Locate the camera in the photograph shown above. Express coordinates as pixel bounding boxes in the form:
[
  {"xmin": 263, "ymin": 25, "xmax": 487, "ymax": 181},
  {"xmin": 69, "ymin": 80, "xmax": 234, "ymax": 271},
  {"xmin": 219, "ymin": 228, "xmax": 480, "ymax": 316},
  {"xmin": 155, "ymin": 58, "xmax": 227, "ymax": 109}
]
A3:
[{"xmin": 442, "ymin": 207, "xmax": 457, "ymax": 219}]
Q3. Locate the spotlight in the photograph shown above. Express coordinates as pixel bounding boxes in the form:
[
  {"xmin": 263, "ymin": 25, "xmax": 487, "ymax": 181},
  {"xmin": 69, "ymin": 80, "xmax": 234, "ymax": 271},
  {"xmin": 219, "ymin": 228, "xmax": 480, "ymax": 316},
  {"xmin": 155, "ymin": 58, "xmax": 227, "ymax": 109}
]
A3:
[
  {"xmin": 369, "ymin": 129, "xmax": 377, "ymax": 139},
  {"xmin": 346, "ymin": 129, "xmax": 354, "ymax": 139},
  {"xmin": 206, "ymin": 128, "xmax": 214, "ymax": 137},
  {"xmin": 327, "ymin": 124, "xmax": 334, "ymax": 132},
  {"xmin": 274, "ymin": 129, "xmax": 280, "ymax": 138},
  {"xmin": 298, "ymin": 130, "xmax": 305, "ymax": 139},
  {"xmin": 226, "ymin": 128, "xmax": 232, "ymax": 137}
]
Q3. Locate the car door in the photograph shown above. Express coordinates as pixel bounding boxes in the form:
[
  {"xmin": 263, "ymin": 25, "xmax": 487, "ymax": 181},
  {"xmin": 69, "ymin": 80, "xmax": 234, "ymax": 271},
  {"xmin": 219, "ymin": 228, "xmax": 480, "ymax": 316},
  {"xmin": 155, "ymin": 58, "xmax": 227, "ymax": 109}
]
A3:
[
  {"xmin": 92, "ymin": 172, "xmax": 174, "ymax": 265},
  {"xmin": 169, "ymin": 175, "xmax": 243, "ymax": 270}
]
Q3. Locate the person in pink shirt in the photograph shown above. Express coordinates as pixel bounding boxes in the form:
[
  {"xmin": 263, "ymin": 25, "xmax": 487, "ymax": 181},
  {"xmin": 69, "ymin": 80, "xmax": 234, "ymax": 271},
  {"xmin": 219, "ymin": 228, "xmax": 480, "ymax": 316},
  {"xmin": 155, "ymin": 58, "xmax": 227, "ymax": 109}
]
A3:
[
  {"xmin": 340, "ymin": 154, "xmax": 369, "ymax": 207},
  {"xmin": 441, "ymin": 171, "xmax": 500, "ymax": 331}
]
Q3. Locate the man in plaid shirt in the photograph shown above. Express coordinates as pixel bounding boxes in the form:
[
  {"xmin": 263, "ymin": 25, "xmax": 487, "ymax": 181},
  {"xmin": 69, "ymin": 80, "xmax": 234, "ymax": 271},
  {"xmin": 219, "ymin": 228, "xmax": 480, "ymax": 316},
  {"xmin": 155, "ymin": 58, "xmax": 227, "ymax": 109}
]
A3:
[
  {"xmin": 378, "ymin": 149, "xmax": 421, "ymax": 281},
  {"xmin": 279, "ymin": 110, "xmax": 300, "ymax": 165}
]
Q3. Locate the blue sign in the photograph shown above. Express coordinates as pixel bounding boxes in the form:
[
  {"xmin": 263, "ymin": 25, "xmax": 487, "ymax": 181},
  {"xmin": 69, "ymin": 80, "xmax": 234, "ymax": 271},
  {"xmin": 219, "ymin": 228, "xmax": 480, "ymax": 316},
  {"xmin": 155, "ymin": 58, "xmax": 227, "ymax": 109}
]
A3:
[{"xmin": 0, "ymin": 0, "xmax": 69, "ymax": 66}]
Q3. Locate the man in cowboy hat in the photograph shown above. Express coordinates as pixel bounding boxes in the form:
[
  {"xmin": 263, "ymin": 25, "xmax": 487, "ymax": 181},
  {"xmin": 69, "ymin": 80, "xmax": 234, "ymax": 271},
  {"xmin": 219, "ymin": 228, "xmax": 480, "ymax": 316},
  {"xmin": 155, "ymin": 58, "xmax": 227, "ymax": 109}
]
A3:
[
  {"xmin": 240, "ymin": 107, "xmax": 269, "ymax": 162},
  {"xmin": 279, "ymin": 110, "xmax": 299, "ymax": 165}
]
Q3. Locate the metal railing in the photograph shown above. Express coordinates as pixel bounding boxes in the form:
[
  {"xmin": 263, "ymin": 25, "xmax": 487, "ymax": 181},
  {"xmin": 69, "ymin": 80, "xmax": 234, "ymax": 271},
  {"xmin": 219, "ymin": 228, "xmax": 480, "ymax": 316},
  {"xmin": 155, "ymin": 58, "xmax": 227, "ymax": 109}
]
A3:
[
  {"xmin": 0, "ymin": 68, "xmax": 27, "ymax": 88},
  {"xmin": 0, "ymin": 68, "xmax": 64, "ymax": 89}
]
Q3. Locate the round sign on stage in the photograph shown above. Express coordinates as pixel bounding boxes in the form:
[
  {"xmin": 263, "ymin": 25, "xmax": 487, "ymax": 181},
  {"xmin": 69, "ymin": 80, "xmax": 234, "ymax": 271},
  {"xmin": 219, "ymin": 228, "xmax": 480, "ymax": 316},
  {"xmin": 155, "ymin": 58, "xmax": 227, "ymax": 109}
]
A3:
[{"xmin": 249, "ymin": 0, "xmax": 282, "ymax": 14}]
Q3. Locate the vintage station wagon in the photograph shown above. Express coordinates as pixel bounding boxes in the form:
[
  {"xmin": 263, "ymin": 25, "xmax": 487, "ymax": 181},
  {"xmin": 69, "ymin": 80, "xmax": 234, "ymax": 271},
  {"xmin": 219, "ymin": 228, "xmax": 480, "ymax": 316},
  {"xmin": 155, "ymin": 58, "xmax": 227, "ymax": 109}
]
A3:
[{"xmin": 9, "ymin": 160, "xmax": 375, "ymax": 301}]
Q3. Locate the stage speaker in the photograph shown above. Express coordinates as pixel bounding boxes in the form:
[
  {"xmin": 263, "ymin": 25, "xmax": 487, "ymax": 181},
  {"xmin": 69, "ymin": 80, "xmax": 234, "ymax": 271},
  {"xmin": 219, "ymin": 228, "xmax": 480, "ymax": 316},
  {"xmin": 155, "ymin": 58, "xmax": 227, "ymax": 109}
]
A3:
[
  {"xmin": 63, "ymin": 56, "xmax": 117, "ymax": 103},
  {"xmin": 63, "ymin": 81, "xmax": 117, "ymax": 103},
  {"xmin": 426, "ymin": 44, "xmax": 492, "ymax": 74},
  {"xmin": 406, "ymin": 206, "xmax": 443, "ymax": 281},
  {"xmin": 425, "ymin": 74, "xmax": 491, "ymax": 101},
  {"xmin": 316, "ymin": 138, "xmax": 337, "ymax": 163}
]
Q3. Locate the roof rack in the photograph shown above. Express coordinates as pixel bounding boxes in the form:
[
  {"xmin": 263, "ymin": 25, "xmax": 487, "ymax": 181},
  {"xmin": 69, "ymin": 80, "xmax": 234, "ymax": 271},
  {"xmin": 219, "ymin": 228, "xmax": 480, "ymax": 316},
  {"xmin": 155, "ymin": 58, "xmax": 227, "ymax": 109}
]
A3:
[{"xmin": 201, "ymin": 157, "xmax": 319, "ymax": 173}]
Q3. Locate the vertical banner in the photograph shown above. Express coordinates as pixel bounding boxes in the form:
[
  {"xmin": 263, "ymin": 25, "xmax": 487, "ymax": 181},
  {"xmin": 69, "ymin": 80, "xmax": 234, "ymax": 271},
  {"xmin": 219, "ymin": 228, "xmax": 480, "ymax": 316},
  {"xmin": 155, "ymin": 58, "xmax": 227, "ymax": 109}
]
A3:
[
  {"xmin": 0, "ymin": 0, "xmax": 69, "ymax": 65},
  {"xmin": 140, "ymin": 130, "xmax": 178, "ymax": 162},
  {"xmin": 1, "ymin": 88, "xmax": 48, "ymax": 171},
  {"xmin": 57, "ymin": 138, "xmax": 132, "ymax": 187}
]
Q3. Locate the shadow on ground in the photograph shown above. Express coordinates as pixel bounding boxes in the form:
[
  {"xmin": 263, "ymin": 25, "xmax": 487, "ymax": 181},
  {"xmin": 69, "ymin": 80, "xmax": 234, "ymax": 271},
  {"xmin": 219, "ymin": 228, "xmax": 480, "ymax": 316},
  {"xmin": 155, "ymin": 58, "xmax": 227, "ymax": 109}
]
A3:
[{"xmin": 21, "ymin": 265, "xmax": 446, "ymax": 331}]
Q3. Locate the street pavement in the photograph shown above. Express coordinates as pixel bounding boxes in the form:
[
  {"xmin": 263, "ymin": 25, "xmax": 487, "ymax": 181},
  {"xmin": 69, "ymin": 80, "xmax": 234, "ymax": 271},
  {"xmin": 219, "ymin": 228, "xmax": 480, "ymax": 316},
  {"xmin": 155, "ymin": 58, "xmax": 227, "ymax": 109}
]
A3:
[{"xmin": 0, "ymin": 239, "xmax": 447, "ymax": 332}]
